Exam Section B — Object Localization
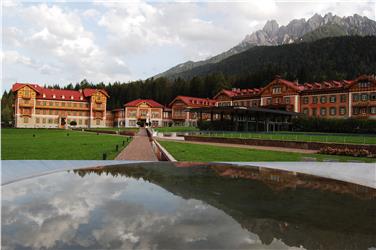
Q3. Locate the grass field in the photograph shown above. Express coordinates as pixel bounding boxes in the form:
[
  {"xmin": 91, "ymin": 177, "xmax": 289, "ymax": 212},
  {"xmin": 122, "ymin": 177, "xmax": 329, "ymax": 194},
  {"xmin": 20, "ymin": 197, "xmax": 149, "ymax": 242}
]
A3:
[
  {"xmin": 2, "ymin": 128, "xmax": 131, "ymax": 160},
  {"xmin": 87, "ymin": 127, "xmax": 139, "ymax": 132},
  {"xmin": 197, "ymin": 131, "xmax": 376, "ymax": 145},
  {"xmin": 158, "ymin": 140, "xmax": 375, "ymax": 163},
  {"xmin": 154, "ymin": 126, "xmax": 199, "ymax": 133}
]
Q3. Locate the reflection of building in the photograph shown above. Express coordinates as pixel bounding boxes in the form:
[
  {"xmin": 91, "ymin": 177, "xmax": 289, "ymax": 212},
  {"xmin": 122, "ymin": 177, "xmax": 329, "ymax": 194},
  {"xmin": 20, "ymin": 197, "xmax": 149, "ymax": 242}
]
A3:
[
  {"xmin": 12, "ymin": 83, "xmax": 108, "ymax": 128},
  {"xmin": 169, "ymin": 96, "xmax": 217, "ymax": 126},
  {"xmin": 214, "ymin": 75, "xmax": 376, "ymax": 119}
]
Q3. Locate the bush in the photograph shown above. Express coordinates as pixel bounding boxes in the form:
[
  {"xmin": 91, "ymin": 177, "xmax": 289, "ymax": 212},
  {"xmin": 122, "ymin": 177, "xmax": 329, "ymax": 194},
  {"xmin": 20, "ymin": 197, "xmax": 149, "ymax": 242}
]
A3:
[
  {"xmin": 319, "ymin": 146, "xmax": 373, "ymax": 157},
  {"xmin": 70, "ymin": 120, "xmax": 77, "ymax": 126},
  {"xmin": 292, "ymin": 117, "xmax": 376, "ymax": 134}
]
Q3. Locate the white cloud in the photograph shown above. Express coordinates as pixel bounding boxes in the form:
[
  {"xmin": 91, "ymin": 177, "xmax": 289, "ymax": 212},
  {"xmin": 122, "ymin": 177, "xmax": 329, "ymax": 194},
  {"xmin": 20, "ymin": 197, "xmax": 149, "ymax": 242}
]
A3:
[{"xmin": 1, "ymin": 0, "xmax": 375, "ymax": 89}]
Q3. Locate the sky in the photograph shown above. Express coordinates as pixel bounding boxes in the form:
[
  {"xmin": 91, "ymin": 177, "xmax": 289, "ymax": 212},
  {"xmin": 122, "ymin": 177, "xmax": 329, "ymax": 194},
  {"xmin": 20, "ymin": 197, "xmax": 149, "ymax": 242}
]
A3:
[{"xmin": 2, "ymin": 0, "xmax": 375, "ymax": 91}]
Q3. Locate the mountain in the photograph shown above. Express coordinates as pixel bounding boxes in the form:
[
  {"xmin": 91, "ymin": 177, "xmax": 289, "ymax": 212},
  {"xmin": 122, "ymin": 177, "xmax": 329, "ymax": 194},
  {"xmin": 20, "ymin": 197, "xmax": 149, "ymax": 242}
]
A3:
[
  {"xmin": 156, "ymin": 36, "xmax": 376, "ymax": 83},
  {"xmin": 154, "ymin": 13, "xmax": 376, "ymax": 79}
]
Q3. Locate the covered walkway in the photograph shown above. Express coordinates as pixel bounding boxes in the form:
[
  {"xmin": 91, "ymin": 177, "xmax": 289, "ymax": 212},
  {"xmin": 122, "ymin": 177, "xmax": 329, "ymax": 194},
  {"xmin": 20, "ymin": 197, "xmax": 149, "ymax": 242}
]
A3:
[{"xmin": 188, "ymin": 106, "xmax": 300, "ymax": 132}]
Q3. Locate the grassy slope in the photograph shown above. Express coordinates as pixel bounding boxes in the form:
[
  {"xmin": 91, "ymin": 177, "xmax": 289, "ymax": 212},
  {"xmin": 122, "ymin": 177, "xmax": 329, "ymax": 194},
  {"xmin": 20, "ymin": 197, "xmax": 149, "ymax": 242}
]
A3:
[
  {"xmin": 1, "ymin": 128, "xmax": 131, "ymax": 160},
  {"xmin": 158, "ymin": 140, "xmax": 375, "ymax": 163},
  {"xmin": 199, "ymin": 132, "xmax": 376, "ymax": 145}
]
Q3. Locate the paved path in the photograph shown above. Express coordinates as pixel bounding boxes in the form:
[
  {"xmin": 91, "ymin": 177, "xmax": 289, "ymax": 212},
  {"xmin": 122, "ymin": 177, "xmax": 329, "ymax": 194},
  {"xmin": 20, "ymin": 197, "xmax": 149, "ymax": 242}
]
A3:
[
  {"xmin": 156, "ymin": 137, "xmax": 318, "ymax": 154},
  {"xmin": 115, "ymin": 128, "xmax": 158, "ymax": 161}
]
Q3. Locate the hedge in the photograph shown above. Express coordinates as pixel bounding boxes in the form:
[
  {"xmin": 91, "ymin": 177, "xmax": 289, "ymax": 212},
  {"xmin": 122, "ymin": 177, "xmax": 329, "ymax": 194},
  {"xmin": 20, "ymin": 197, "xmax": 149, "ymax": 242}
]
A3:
[{"xmin": 292, "ymin": 117, "xmax": 376, "ymax": 134}]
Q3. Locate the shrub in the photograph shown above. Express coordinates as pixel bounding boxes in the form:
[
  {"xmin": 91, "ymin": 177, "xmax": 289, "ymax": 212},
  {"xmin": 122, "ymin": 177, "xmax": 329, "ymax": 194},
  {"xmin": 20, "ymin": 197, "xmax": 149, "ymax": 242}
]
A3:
[
  {"xmin": 70, "ymin": 120, "xmax": 77, "ymax": 126},
  {"xmin": 319, "ymin": 146, "xmax": 373, "ymax": 157}
]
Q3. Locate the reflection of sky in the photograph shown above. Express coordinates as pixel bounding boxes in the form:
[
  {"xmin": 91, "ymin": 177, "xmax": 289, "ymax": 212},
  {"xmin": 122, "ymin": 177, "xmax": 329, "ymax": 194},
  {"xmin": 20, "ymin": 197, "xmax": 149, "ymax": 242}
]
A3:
[{"xmin": 2, "ymin": 171, "xmax": 299, "ymax": 250}]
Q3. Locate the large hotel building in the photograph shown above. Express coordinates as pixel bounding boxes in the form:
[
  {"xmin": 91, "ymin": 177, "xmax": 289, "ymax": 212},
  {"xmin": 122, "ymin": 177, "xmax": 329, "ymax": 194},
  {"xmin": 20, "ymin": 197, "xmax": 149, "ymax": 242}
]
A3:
[
  {"xmin": 12, "ymin": 83, "xmax": 108, "ymax": 128},
  {"xmin": 11, "ymin": 75, "xmax": 376, "ymax": 128}
]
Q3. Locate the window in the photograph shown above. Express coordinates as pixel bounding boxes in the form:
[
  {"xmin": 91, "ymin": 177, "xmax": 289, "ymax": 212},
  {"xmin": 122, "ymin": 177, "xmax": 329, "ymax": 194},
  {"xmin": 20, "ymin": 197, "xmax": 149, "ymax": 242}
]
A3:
[
  {"xmin": 320, "ymin": 96, "xmax": 327, "ymax": 104},
  {"xmin": 329, "ymin": 107, "xmax": 336, "ymax": 116},
  {"xmin": 312, "ymin": 96, "xmax": 318, "ymax": 104},
  {"xmin": 151, "ymin": 111, "xmax": 160, "ymax": 118},
  {"xmin": 358, "ymin": 81, "xmax": 370, "ymax": 88},
  {"xmin": 353, "ymin": 94, "xmax": 359, "ymax": 102},
  {"xmin": 312, "ymin": 108, "xmax": 317, "ymax": 116},
  {"xmin": 128, "ymin": 110, "xmax": 137, "ymax": 118},
  {"xmin": 361, "ymin": 93, "xmax": 368, "ymax": 101},
  {"xmin": 55, "ymin": 102, "xmax": 59, "ymax": 106},
  {"xmin": 340, "ymin": 94, "xmax": 347, "ymax": 103},
  {"xmin": 85, "ymin": 119, "xmax": 89, "ymax": 125},
  {"xmin": 371, "ymin": 107, "xmax": 376, "ymax": 114},
  {"xmin": 43, "ymin": 109, "xmax": 46, "ymax": 115},
  {"xmin": 62, "ymin": 102, "xmax": 65, "ymax": 107},
  {"xmin": 23, "ymin": 117, "xmax": 29, "ymax": 123},
  {"xmin": 79, "ymin": 119, "xmax": 82, "ymax": 125},
  {"xmin": 36, "ymin": 109, "xmax": 40, "ymax": 114},
  {"xmin": 67, "ymin": 102, "xmax": 71, "ymax": 107},
  {"xmin": 267, "ymin": 98, "xmax": 272, "ymax": 105},
  {"xmin": 129, "ymin": 120, "xmax": 137, "ymax": 126},
  {"xmin": 353, "ymin": 107, "xmax": 360, "ymax": 115},
  {"xmin": 73, "ymin": 103, "xmax": 77, "ymax": 107},
  {"xmin": 371, "ymin": 93, "xmax": 376, "ymax": 101},
  {"xmin": 272, "ymin": 86, "xmax": 282, "ymax": 94},
  {"xmin": 49, "ymin": 110, "xmax": 52, "ymax": 115},
  {"xmin": 329, "ymin": 96, "xmax": 336, "ymax": 103},
  {"xmin": 43, "ymin": 101, "xmax": 46, "ymax": 106},
  {"xmin": 284, "ymin": 97, "xmax": 290, "ymax": 104},
  {"xmin": 96, "ymin": 119, "xmax": 100, "ymax": 125},
  {"xmin": 80, "ymin": 103, "xmax": 83, "ymax": 108},
  {"xmin": 36, "ymin": 118, "xmax": 40, "ymax": 123},
  {"xmin": 303, "ymin": 108, "xmax": 309, "ymax": 115},
  {"xmin": 48, "ymin": 118, "xmax": 52, "ymax": 124},
  {"xmin": 320, "ymin": 108, "xmax": 327, "ymax": 116},
  {"xmin": 42, "ymin": 118, "xmax": 46, "ymax": 123},
  {"xmin": 303, "ymin": 97, "xmax": 309, "ymax": 104},
  {"xmin": 339, "ymin": 107, "xmax": 346, "ymax": 115}
]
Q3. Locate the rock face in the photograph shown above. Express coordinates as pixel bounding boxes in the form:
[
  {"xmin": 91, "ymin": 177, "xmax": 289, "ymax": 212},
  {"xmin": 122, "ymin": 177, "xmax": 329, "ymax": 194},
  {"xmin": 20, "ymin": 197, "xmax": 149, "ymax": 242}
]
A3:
[{"xmin": 154, "ymin": 13, "xmax": 376, "ymax": 79}]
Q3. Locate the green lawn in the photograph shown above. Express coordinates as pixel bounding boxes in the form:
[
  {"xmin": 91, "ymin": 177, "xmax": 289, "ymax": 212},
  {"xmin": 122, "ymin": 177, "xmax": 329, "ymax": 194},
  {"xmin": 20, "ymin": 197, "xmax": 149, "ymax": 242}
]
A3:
[
  {"xmin": 158, "ymin": 140, "xmax": 375, "ymax": 163},
  {"xmin": 154, "ymin": 126, "xmax": 199, "ymax": 133},
  {"xmin": 2, "ymin": 128, "xmax": 131, "ymax": 160},
  {"xmin": 198, "ymin": 131, "xmax": 376, "ymax": 145},
  {"xmin": 87, "ymin": 127, "xmax": 139, "ymax": 132}
]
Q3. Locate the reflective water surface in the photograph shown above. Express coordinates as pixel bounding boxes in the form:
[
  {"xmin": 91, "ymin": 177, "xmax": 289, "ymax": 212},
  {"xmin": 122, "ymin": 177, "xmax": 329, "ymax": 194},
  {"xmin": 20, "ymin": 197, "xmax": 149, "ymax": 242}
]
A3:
[{"xmin": 2, "ymin": 162, "xmax": 376, "ymax": 250}]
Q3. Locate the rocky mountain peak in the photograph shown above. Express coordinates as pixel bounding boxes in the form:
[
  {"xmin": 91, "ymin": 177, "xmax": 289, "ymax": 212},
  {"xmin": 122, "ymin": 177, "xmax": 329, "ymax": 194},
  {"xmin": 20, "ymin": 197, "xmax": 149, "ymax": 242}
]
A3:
[{"xmin": 262, "ymin": 20, "xmax": 279, "ymax": 37}]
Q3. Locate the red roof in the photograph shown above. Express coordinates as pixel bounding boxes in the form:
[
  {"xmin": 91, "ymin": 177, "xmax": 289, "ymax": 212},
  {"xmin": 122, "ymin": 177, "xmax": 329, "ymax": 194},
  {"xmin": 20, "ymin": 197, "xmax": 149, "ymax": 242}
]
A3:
[
  {"xmin": 124, "ymin": 99, "xmax": 163, "ymax": 108},
  {"xmin": 11, "ymin": 83, "xmax": 107, "ymax": 102},
  {"xmin": 83, "ymin": 88, "xmax": 109, "ymax": 97},
  {"xmin": 169, "ymin": 95, "xmax": 216, "ymax": 107}
]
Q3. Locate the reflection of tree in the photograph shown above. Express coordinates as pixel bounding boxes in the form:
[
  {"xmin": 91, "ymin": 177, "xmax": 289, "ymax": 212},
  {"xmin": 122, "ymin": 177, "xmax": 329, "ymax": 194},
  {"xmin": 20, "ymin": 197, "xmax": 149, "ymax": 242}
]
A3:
[{"xmin": 73, "ymin": 163, "xmax": 376, "ymax": 250}]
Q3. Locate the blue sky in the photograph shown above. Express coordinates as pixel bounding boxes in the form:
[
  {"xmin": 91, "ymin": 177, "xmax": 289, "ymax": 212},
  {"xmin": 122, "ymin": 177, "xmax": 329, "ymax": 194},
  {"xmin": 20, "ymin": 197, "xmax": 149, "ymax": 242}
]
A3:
[{"xmin": 2, "ymin": 0, "xmax": 375, "ymax": 91}]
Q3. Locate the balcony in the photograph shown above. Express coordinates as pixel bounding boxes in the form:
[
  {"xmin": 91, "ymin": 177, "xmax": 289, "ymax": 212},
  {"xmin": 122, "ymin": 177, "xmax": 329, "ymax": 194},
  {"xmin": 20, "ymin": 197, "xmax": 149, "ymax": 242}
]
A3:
[{"xmin": 19, "ymin": 102, "xmax": 34, "ymax": 107}]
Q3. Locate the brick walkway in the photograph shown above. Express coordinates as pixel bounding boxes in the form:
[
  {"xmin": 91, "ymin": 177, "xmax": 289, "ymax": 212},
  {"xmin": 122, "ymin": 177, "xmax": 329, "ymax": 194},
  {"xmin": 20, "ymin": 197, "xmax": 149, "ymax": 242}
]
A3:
[{"xmin": 115, "ymin": 128, "xmax": 158, "ymax": 161}]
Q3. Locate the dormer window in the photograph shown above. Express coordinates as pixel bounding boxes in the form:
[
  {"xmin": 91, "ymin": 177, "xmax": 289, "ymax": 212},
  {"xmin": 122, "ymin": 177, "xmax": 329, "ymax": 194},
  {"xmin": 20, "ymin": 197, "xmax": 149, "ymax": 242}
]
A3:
[
  {"xmin": 53, "ymin": 94, "xmax": 56, "ymax": 99},
  {"xmin": 80, "ymin": 96, "xmax": 83, "ymax": 100},
  {"xmin": 71, "ymin": 96, "xmax": 74, "ymax": 100},
  {"xmin": 62, "ymin": 95, "xmax": 65, "ymax": 99},
  {"xmin": 43, "ymin": 94, "xmax": 46, "ymax": 98}
]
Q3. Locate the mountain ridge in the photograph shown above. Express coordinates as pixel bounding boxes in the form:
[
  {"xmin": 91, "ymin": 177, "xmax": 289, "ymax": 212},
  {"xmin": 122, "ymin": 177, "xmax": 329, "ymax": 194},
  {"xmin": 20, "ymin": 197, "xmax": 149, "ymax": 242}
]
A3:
[{"xmin": 154, "ymin": 13, "xmax": 376, "ymax": 79}]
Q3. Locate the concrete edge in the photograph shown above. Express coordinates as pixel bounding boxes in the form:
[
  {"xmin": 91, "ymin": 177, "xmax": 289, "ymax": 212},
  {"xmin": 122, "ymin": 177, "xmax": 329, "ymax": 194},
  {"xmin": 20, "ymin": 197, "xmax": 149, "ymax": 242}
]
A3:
[{"xmin": 153, "ymin": 139, "xmax": 177, "ymax": 162}]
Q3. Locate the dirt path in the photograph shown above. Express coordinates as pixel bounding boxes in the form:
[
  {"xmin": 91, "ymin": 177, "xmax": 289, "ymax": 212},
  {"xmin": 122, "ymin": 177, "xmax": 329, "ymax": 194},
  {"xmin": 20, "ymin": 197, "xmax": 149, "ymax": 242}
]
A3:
[
  {"xmin": 157, "ymin": 138, "xmax": 318, "ymax": 154},
  {"xmin": 115, "ymin": 128, "xmax": 158, "ymax": 161}
]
